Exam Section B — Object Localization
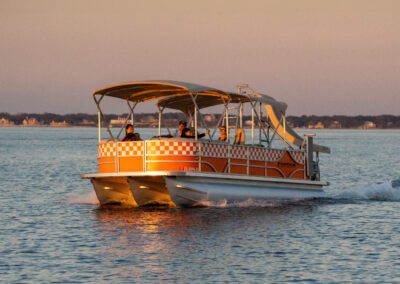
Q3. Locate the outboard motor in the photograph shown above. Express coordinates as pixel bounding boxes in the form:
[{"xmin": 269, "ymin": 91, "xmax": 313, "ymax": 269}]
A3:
[
  {"xmin": 391, "ymin": 179, "xmax": 400, "ymax": 188},
  {"xmin": 305, "ymin": 134, "xmax": 320, "ymax": 181}
]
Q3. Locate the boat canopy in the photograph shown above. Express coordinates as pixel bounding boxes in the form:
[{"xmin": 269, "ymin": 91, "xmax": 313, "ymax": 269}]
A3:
[
  {"xmin": 93, "ymin": 80, "xmax": 287, "ymax": 113},
  {"xmin": 93, "ymin": 80, "xmax": 330, "ymax": 154},
  {"xmin": 94, "ymin": 80, "xmax": 228, "ymax": 103}
]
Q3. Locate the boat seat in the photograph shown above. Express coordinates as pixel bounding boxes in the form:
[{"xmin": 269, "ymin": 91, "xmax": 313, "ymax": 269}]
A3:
[{"xmin": 234, "ymin": 128, "xmax": 245, "ymax": 145}]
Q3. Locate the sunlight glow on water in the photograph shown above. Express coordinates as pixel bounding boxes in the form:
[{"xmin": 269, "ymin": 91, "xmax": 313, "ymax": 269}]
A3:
[{"xmin": 1, "ymin": 128, "xmax": 400, "ymax": 282}]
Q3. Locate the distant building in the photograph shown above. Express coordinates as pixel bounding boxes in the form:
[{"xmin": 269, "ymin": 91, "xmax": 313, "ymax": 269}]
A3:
[
  {"xmin": 137, "ymin": 115, "xmax": 157, "ymax": 127},
  {"xmin": 109, "ymin": 117, "xmax": 133, "ymax": 128},
  {"xmin": 315, "ymin": 122, "xmax": 325, "ymax": 129},
  {"xmin": 287, "ymin": 121, "xmax": 295, "ymax": 128},
  {"xmin": 22, "ymin": 117, "xmax": 40, "ymax": 126},
  {"xmin": 204, "ymin": 114, "xmax": 216, "ymax": 123},
  {"xmin": 307, "ymin": 122, "xmax": 325, "ymax": 129},
  {"xmin": 141, "ymin": 115, "xmax": 156, "ymax": 123},
  {"xmin": 330, "ymin": 121, "xmax": 342, "ymax": 129},
  {"xmin": 49, "ymin": 120, "xmax": 70, "ymax": 127},
  {"xmin": 0, "ymin": 117, "xmax": 15, "ymax": 126},
  {"xmin": 244, "ymin": 120, "xmax": 252, "ymax": 127},
  {"xmin": 362, "ymin": 121, "xmax": 376, "ymax": 129},
  {"xmin": 163, "ymin": 118, "xmax": 178, "ymax": 128},
  {"xmin": 77, "ymin": 119, "xmax": 96, "ymax": 126}
]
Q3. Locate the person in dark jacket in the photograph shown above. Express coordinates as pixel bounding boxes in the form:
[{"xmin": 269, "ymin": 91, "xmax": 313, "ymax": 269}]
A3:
[
  {"xmin": 122, "ymin": 124, "xmax": 142, "ymax": 141},
  {"xmin": 181, "ymin": 127, "xmax": 208, "ymax": 139},
  {"xmin": 174, "ymin": 120, "xmax": 187, "ymax": 137},
  {"xmin": 218, "ymin": 126, "xmax": 227, "ymax": 142}
]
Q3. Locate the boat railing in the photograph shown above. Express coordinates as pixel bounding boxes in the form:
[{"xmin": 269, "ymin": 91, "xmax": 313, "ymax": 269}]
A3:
[{"xmin": 97, "ymin": 139, "xmax": 307, "ymax": 180}]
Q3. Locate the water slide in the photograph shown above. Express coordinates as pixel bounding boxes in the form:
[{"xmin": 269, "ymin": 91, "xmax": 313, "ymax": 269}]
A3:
[{"xmin": 265, "ymin": 104, "xmax": 331, "ymax": 153}]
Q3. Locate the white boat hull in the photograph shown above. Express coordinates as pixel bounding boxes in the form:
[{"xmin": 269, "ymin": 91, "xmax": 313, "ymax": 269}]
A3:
[
  {"xmin": 82, "ymin": 172, "xmax": 327, "ymax": 207},
  {"xmin": 165, "ymin": 175, "xmax": 325, "ymax": 206},
  {"xmin": 128, "ymin": 176, "xmax": 175, "ymax": 206},
  {"xmin": 91, "ymin": 177, "xmax": 137, "ymax": 206}
]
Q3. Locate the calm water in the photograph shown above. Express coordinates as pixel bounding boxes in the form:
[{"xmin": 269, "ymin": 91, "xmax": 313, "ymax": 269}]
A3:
[{"xmin": 1, "ymin": 128, "xmax": 400, "ymax": 283}]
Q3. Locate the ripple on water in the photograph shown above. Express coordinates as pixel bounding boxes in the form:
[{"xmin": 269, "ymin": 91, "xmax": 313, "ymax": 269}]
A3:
[{"xmin": 1, "ymin": 128, "xmax": 400, "ymax": 282}]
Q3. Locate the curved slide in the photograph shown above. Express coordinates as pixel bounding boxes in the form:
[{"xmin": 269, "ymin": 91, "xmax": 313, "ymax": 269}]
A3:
[{"xmin": 265, "ymin": 105, "xmax": 331, "ymax": 154}]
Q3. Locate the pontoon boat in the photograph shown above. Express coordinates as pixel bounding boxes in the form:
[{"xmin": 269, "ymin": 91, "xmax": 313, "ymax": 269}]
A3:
[{"xmin": 81, "ymin": 81, "xmax": 330, "ymax": 207}]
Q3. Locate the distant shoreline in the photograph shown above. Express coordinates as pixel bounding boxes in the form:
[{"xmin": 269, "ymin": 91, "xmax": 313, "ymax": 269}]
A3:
[
  {"xmin": 1, "ymin": 112, "xmax": 400, "ymax": 129},
  {"xmin": 1, "ymin": 125, "xmax": 400, "ymax": 130}
]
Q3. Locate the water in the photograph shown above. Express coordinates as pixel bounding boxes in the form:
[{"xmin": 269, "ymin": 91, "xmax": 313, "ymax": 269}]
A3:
[{"xmin": 1, "ymin": 128, "xmax": 400, "ymax": 283}]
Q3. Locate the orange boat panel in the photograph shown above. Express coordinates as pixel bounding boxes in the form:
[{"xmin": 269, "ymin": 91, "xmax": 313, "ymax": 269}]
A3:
[
  {"xmin": 201, "ymin": 157, "xmax": 228, "ymax": 173},
  {"xmin": 98, "ymin": 157, "xmax": 116, "ymax": 173},
  {"xmin": 118, "ymin": 156, "xmax": 143, "ymax": 172},
  {"xmin": 249, "ymin": 160, "xmax": 265, "ymax": 176},
  {"xmin": 146, "ymin": 162, "xmax": 199, "ymax": 172},
  {"xmin": 97, "ymin": 141, "xmax": 307, "ymax": 180}
]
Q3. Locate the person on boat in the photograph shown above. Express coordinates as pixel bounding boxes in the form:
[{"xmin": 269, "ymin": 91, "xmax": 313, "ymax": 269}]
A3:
[
  {"xmin": 174, "ymin": 120, "xmax": 187, "ymax": 137},
  {"xmin": 181, "ymin": 127, "xmax": 209, "ymax": 139},
  {"xmin": 218, "ymin": 126, "xmax": 227, "ymax": 142},
  {"xmin": 122, "ymin": 124, "xmax": 142, "ymax": 141}
]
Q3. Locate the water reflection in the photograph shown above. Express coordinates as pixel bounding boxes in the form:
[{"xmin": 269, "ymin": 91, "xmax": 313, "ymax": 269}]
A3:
[
  {"xmin": 94, "ymin": 204, "xmax": 318, "ymax": 235},
  {"xmin": 92, "ymin": 205, "xmax": 319, "ymax": 281}
]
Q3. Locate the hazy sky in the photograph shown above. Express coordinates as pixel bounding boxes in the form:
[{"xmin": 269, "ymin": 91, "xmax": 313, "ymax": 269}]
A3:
[{"xmin": 1, "ymin": 0, "xmax": 399, "ymax": 115}]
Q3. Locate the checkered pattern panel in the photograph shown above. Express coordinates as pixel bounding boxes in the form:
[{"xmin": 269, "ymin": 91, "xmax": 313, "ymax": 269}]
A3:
[
  {"xmin": 146, "ymin": 141, "xmax": 198, "ymax": 156},
  {"xmin": 266, "ymin": 149, "xmax": 285, "ymax": 162},
  {"xmin": 201, "ymin": 143, "xmax": 227, "ymax": 158},
  {"xmin": 249, "ymin": 147, "xmax": 266, "ymax": 161},
  {"xmin": 231, "ymin": 145, "xmax": 248, "ymax": 159},
  {"xmin": 98, "ymin": 142, "xmax": 116, "ymax": 157},
  {"xmin": 118, "ymin": 141, "xmax": 144, "ymax": 157},
  {"xmin": 289, "ymin": 151, "xmax": 305, "ymax": 164}
]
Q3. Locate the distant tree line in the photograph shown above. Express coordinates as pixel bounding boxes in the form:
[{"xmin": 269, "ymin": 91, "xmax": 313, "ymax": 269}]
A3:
[
  {"xmin": 1, "ymin": 112, "xmax": 400, "ymax": 128},
  {"xmin": 0, "ymin": 112, "xmax": 186, "ymax": 126},
  {"xmin": 286, "ymin": 115, "xmax": 400, "ymax": 129}
]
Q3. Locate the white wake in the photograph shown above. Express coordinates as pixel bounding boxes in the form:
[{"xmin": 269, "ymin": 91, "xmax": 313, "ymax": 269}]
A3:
[
  {"xmin": 67, "ymin": 191, "xmax": 99, "ymax": 205},
  {"xmin": 333, "ymin": 179, "xmax": 400, "ymax": 202},
  {"xmin": 196, "ymin": 198, "xmax": 292, "ymax": 208},
  {"xmin": 66, "ymin": 179, "xmax": 400, "ymax": 208}
]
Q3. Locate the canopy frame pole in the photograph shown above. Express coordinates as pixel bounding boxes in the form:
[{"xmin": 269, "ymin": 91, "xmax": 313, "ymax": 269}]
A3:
[
  {"xmin": 251, "ymin": 106, "xmax": 254, "ymax": 145},
  {"xmin": 268, "ymin": 112, "xmax": 292, "ymax": 149},
  {"xmin": 210, "ymin": 104, "xmax": 228, "ymax": 140},
  {"xmin": 158, "ymin": 108, "xmax": 162, "ymax": 137},
  {"xmin": 187, "ymin": 112, "xmax": 193, "ymax": 128},
  {"xmin": 156, "ymin": 106, "xmax": 169, "ymax": 137},
  {"xmin": 238, "ymin": 85, "xmax": 282, "ymax": 147},
  {"xmin": 258, "ymin": 102, "xmax": 262, "ymax": 145},
  {"xmin": 94, "ymin": 94, "xmax": 114, "ymax": 140},
  {"xmin": 158, "ymin": 106, "xmax": 163, "ymax": 137},
  {"xmin": 116, "ymin": 100, "xmax": 137, "ymax": 140},
  {"xmin": 239, "ymin": 102, "xmax": 243, "ymax": 128},
  {"xmin": 188, "ymin": 92, "xmax": 212, "ymax": 141},
  {"xmin": 225, "ymin": 102, "xmax": 229, "ymax": 143},
  {"xmin": 265, "ymin": 107, "xmax": 270, "ymax": 146},
  {"xmin": 247, "ymin": 100, "xmax": 286, "ymax": 148},
  {"xmin": 195, "ymin": 93, "xmax": 212, "ymax": 141},
  {"xmin": 130, "ymin": 101, "xmax": 134, "ymax": 127},
  {"xmin": 194, "ymin": 106, "xmax": 197, "ymax": 140},
  {"xmin": 188, "ymin": 92, "xmax": 198, "ymax": 140},
  {"xmin": 199, "ymin": 111, "xmax": 211, "ymax": 141},
  {"xmin": 245, "ymin": 97, "xmax": 269, "ymax": 146},
  {"xmin": 97, "ymin": 111, "xmax": 101, "ymax": 143},
  {"xmin": 283, "ymin": 113, "xmax": 286, "ymax": 141}
]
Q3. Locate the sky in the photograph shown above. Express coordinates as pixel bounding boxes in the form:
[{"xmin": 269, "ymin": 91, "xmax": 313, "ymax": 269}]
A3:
[{"xmin": 0, "ymin": 0, "xmax": 399, "ymax": 115}]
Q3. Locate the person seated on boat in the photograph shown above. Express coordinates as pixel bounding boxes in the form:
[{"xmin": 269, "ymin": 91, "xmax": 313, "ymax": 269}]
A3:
[
  {"xmin": 181, "ymin": 127, "xmax": 209, "ymax": 139},
  {"xmin": 122, "ymin": 124, "xmax": 142, "ymax": 141},
  {"xmin": 218, "ymin": 126, "xmax": 227, "ymax": 142},
  {"xmin": 234, "ymin": 128, "xmax": 245, "ymax": 145},
  {"xmin": 174, "ymin": 120, "xmax": 187, "ymax": 137}
]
